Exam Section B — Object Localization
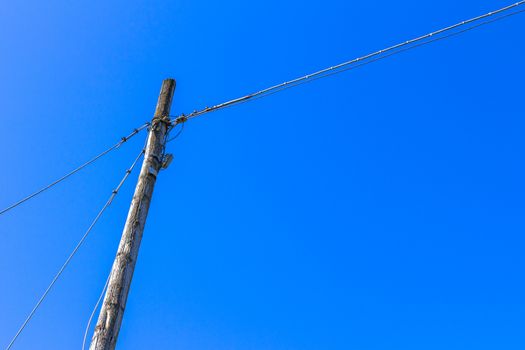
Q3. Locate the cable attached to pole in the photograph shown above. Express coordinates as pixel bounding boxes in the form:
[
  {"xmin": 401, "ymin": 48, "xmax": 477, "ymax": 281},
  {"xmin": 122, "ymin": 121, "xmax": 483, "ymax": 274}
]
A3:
[
  {"xmin": 0, "ymin": 122, "xmax": 150, "ymax": 217},
  {"xmin": 170, "ymin": 1, "xmax": 525, "ymax": 125},
  {"xmin": 5, "ymin": 146, "xmax": 147, "ymax": 350},
  {"xmin": 81, "ymin": 272, "xmax": 110, "ymax": 350},
  {"xmin": 81, "ymin": 131, "xmax": 151, "ymax": 350}
]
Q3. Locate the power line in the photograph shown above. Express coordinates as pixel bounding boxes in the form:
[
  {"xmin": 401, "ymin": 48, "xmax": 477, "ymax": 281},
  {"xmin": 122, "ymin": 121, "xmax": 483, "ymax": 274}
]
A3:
[
  {"xmin": 5, "ymin": 146, "xmax": 146, "ymax": 350},
  {"xmin": 247, "ymin": 7, "xmax": 525, "ymax": 101},
  {"xmin": 4, "ymin": 2, "xmax": 524, "ymax": 344},
  {"xmin": 0, "ymin": 122, "xmax": 150, "ymax": 217},
  {"xmin": 82, "ymin": 271, "xmax": 110, "ymax": 350},
  {"xmin": 81, "ymin": 132, "xmax": 151, "ymax": 350},
  {"xmin": 171, "ymin": 1, "xmax": 525, "ymax": 125},
  {"xmin": 166, "ymin": 122, "xmax": 185, "ymax": 143}
]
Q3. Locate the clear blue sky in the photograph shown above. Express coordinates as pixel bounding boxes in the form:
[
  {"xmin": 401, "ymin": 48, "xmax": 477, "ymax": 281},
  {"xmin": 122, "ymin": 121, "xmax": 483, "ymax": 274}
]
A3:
[{"xmin": 1, "ymin": 1, "xmax": 524, "ymax": 349}]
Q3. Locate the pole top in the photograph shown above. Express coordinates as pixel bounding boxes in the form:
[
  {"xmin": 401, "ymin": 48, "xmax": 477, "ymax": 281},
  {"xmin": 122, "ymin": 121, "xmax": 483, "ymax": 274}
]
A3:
[{"xmin": 154, "ymin": 79, "xmax": 176, "ymax": 118}]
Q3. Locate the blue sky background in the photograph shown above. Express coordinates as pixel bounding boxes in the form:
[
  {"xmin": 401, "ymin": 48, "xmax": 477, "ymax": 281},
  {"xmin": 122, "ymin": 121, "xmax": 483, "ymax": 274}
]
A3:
[{"xmin": 1, "ymin": 1, "xmax": 524, "ymax": 349}]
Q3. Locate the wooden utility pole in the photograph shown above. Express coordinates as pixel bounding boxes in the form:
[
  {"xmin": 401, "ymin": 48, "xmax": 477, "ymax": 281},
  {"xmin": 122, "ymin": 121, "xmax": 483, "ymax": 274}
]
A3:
[{"xmin": 89, "ymin": 79, "xmax": 176, "ymax": 350}]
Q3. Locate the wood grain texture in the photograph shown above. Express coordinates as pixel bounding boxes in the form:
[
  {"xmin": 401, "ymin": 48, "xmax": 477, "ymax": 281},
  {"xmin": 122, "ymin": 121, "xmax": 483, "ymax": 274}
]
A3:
[{"xmin": 89, "ymin": 79, "xmax": 176, "ymax": 350}]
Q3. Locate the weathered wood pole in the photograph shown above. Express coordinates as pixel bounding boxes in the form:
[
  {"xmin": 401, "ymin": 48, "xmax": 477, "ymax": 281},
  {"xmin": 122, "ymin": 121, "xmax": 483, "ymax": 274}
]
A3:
[{"xmin": 89, "ymin": 79, "xmax": 176, "ymax": 350}]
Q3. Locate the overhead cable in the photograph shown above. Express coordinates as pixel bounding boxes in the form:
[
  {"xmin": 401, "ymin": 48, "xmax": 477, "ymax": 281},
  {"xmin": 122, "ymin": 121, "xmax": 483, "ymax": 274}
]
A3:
[
  {"xmin": 0, "ymin": 123, "xmax": 149, "ymax": 217},
  {"xmin": 166, "ymin": 122, "xmax": 185, "ymax": 143},
  {"xmin": 81, "ymin": 271, "xmax": 110, "ymax": 350},
  {"xmin": 81, "ymin": 132, "xmax": 151, "ymax": 350},
  {"xmin": 171, "ymin": 1, "xmax": 525, "ymax": 125},
  {"xmin": 5, "ymin": 146, "xmax": 146, "ymax": 350}
]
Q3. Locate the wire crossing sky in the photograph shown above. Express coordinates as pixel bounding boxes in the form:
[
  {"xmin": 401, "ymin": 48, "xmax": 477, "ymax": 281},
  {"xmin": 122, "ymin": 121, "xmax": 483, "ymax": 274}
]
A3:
[
  {"xmin": 1, "ymin": 1, "xmax": 523, "ymax": 221},
  {"xmin": 1, "ymin": 1, "xmax": 524, "ymax": 349},
  {"xmin": 0, "ymin": 123, "xmax": 149, "ymax": 217},
  {"xmin": 171, "ymin": 0, "xmax": 525, "ymax": 124},
  {"xmin": 4, "ymin": 147, "xmax": 146, "ymax": 350}
]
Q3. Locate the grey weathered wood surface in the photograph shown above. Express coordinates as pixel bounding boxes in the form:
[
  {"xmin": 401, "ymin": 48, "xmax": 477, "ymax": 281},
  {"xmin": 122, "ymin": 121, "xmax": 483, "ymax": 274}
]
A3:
[{"xmin": 89, "ymin": 79, "xmax": 176, "ymax": 350}]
